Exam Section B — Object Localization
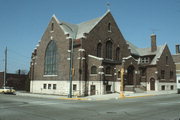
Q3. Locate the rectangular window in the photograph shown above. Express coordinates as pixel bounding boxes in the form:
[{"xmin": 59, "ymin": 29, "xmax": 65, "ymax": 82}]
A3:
[
  {"xmin": 73, "ymin": 84, "xmax": 77, "ymax": 91},
  {"xmin": 170, "ymin": 85, "xmax": 174, "ymax": 90},
  {"xmin": 166, "ymin": 56, "xmax": 168, "ymax": 65},
  {"xmin": 161, "ymin": 70, "xmax": 165, "ymax": 79},
  {"xmin": 161, "ymin": 85, "xmax": 165, "ymax": 90},
  {"xmin": 170, "ymin": 71, "xmax": 173, "ymax": 79},
  {"xmin": 43, "ymin": 84, "xmax": 47, "ymax": 89},
  {"xmin": 141, "ymin": 57, "xmax": 149, "ymax": 64},
  {"xmin": 179, "ymin": 80, "xmax": 180, "ymax": 83},
  {"xmin": 53, "ymin": 84, "xmax": 56, "ymax": 90},
  {"xmin": 48, "ymin": 84, "xmax": 51, "ymax": 89}
]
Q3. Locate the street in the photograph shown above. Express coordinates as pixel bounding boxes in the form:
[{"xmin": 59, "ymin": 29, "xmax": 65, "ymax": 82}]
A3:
[{"xmin": 0, "ymin": 94, "xmax": 180, "ymax": 120}]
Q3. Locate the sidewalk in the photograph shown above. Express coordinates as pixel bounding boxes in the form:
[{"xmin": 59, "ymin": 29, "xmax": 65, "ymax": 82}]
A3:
[{"xmin": 15, "ymin": 90, "xmax": 178, "ymax": 101}]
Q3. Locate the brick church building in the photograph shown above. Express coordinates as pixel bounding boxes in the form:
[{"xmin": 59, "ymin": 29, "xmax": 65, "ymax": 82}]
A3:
[{"xmin": 30, "ymin": 10, "xmax": 176, "ymax": 96}]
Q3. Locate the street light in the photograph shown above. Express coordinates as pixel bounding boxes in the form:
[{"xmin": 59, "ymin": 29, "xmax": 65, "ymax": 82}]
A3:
[{"xmin": 60, "ymin": 23, "xmax": 75, "ymax": 98}]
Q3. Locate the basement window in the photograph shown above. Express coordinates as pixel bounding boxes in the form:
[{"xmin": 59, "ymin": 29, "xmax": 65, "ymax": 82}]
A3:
[
  {"xmin": 161, "ymin": 85, "xmax": 165, "ymax": 90},
  {"xmin": 170, "ymin": 85, "xmax": 174, "ymax": 90},
  {"xmin": 53, "ymin": 84, "xmax": 57, "ymax": 90},
  {"xmin": 43, "ymin": 84, "xmax": 47, "ymax": 89},
  {"xmin": 73, "ymin": 84, "xmax": 77, "ymax": 91},
  {"xmin": 48, "ymin": 84, "xmax": 51, "ymax": 89}
]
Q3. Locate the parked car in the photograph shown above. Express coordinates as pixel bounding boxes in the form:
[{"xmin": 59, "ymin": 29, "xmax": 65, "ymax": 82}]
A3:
[{"xmin": 0, "ymin": 86, "xmax": 16, "ymax": 94}]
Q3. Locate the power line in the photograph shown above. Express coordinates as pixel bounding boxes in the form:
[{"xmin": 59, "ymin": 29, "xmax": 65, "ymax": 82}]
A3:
[{"xmin": 8, "ymin": 48, "xmax": 30, "ymax": 59}]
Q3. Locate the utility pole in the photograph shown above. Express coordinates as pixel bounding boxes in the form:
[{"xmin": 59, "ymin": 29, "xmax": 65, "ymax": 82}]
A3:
[{"xmin": 3, "ymin": 47, "xmax": 7, "ymax": 87}]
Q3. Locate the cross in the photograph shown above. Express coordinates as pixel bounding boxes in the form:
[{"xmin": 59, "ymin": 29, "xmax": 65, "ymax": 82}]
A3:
[{"xmin": 106, "ymin": 2, "xmax": 110, "ymax": 11}]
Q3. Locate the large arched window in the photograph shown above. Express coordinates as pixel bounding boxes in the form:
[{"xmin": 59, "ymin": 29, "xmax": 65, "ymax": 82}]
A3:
[
  {"xmin": 97, "ymin": 43, "xmax": 102, "ymax": 57},
  {"xmin": 106, "ymin": 41, "xmax": 113, "ymax": 59},
  {"xmin": 44, "ymin": 40, "xmax": 57, "ymax": 75},
  {"xmin": 116, "ymin": 47, "xmax": 120, "ymax": 60},
  {"xmin": 91, "ymin": 66, "xmax": 97, "ymax": 74}
]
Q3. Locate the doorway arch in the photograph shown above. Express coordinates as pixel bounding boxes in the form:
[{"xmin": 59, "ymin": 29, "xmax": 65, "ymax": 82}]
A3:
[
  {"xmin": 150, "ymin": 78, "xmax": 155, "ymax": 90},
  {"xmin": 126, "ymin": 65, "xmax": 135, "ymax": 85}
]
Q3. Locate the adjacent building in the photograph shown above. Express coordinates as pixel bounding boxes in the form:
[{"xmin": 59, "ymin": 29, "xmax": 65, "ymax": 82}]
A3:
[
  {"xmin": 30, "ymin": 10, "xmax": 176, "ymax": 96},
  {"xmin": 172, "ymin": 45, "xmax": 180, "ymax": 92},
  {"xmin": 0, "ymin": 72, "xmax": 29, "ymax": 90}
]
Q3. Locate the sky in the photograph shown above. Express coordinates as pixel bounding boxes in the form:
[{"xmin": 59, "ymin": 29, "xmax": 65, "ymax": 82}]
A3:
[{"xmin": 0, "ymin": 0, "xmax": 180, "ymax": 73}]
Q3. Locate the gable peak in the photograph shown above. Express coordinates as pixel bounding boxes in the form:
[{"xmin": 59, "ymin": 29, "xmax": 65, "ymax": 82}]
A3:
[{"xmin": 52, "ymin": 14, "xmax": 60, "ymax": 24}]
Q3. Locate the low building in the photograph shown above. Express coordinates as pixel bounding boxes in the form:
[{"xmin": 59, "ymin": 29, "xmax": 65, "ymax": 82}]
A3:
[
  {"xmin": 0, "ymin": 72, "xmax": 29, "ymax": 91},
  {"xmin": 172, "ymin": 45, "xmax": 180, "ymax": 92},
  {"xmin": 30, "ymin": 10, "xmax": 176, "ymax": 96}
]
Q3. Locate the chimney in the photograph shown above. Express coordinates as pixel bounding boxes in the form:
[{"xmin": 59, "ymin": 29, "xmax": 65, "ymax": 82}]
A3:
[
  {"xmin": 151, "ymin": 34, "xmax": 157, "ymax": 52},
  {"xmin": 176, "ymin": 44, "xmax": 180, "ymax": 54}
]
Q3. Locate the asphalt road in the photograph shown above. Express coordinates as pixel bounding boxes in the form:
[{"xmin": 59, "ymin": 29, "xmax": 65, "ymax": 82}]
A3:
[{"xmin": 0, "ymin": 94, "xmax": 180, "ymax": 120}]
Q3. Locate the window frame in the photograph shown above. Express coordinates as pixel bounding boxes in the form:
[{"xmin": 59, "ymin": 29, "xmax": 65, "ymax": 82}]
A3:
[
  {"xmin": 106, "ymin": 40, "xmax": 113, "ymax": 59},
  {"xmin": 97, "ymin": 43, "xmax": 102, "ymax": 57},
  {"xmin": 105, "ymin": 66, "xmax": 111, "ymax": 74},
  {"xmin": 108, "ymin": 23, "xmax": 112, "ymax": 32},
  {"xmin": 48, "ymin": 84, "xmax": 51, "ymax": 89},
  {"xmin": 91, "ymin": 66, "xmax": 97, "ymax": 74},
  {"xmin": 53, "ymin": 84, "xmax": 57, "ymax": 90},
  {"xmin": 161, "ymin": 70, "xmax": 165, "ymax": 79},
  {"xmin": 73, "ymin": 84, "xmax": 77, "ymax": 91},
  {"xmin": 44, "ymin": 40, "xmax": 58, "ymax": 75},
  {"xmin": 43, "ymin": 84, "xmax": 47, "ymax": 89},
  {"xmin": 116, "ymin": 47, "xmax": 120, "ymax": 60}
]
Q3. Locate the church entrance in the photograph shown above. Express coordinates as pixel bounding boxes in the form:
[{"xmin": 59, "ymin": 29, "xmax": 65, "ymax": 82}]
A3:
[
  {"xmin": 126, "ymin": 65, "xmax": 135, "ymax": 85},
  {"xmin": 150, "ymin": 78, "xmax": 155, "ymax": 90}
]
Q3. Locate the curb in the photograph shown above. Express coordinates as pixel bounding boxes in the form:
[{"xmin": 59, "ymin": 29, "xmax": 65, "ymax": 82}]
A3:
[
  {"xmin": 125, "ymin": 94, "xmax": 155, "ymax": 98},
  {"xmin": 59, "ymin": 98, "xmax": 89, "ymax": 100}
]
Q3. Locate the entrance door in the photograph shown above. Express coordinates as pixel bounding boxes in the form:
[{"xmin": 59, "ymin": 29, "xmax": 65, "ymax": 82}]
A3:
[
  {"xmin": 127, "ymin": 65, "xmax": 135, "ymax": 85},
  {"xmin": 106, "ymin": 85, "xmax": 111, "ymax": 94},
  {"xmin": 90, "ymin": 85, "xmax": 96, "ymax": 95},
  {"xmin": 150, "ymin": 78, "xmax": 155, "ymax": 90}
]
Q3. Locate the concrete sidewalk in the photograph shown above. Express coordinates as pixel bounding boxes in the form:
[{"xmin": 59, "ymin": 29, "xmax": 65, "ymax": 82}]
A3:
[{"xmin": 15, "ymin": 90, "xmax": 178, "ymax": 101}]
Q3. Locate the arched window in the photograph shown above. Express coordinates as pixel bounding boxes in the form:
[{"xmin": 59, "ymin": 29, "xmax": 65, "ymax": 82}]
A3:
[
  {"xmin": 97, "ymin": 43, "xmax": 102, "ymax": 57},
  {"xmin": 44, "ymin": 40, "xmax": 57, "ymax": 75},
  {"xmin": 106, "ymin": 41, "xmax": 112, "ymax": 59},
  {"xmin": 106, "ymin": 66, "xmax": 111, "ymax": 74},
  {"xmin": 91, "ymin": 66, "xmax": 97, "ymax": 74},
  {"xmin": 116, "ymin": 47, "xmax": 120, "ymax": 60},
  {"xmin": 108, "ymin": 23, "xmax": 111, "ymax": 32},
  {"xmin": 51, "ymin": 22, "xmax": 54, "ymax": 31},
  {"xmin": 166, "ymin": 56, "xmax": 168, "ymax": 65}
]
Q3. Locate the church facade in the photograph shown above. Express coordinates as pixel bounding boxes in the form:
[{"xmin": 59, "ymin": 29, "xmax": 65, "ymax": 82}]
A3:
[{"xmin": 30, "ymin": 11, "xmax": 176, "ymax": 96}]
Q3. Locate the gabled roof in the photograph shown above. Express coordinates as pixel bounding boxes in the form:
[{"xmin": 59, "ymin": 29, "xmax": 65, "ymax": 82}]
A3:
[
  {"xmin": 126, "ymin": 40, "xmax": 166, "ymax": 65},
  {"xmin": 58, "ymin": 10, "xmax": 110, "ymax": 39}
]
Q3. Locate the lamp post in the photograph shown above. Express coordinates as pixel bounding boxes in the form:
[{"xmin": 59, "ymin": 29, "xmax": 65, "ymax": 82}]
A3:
[
  {"xmin": 3, "ymin": 47, "xmax": 7, "ymax": 87},
  {"xmin": 120, "ymin": 59, "xmax": 125, "ymax": 98},
  {"xmin": 60, "ymin": 23, "xmax": 75, "ymax": 98},
  {"xmin": 68, "ymin": 38, "xmax": 74, "ymax": 98}
]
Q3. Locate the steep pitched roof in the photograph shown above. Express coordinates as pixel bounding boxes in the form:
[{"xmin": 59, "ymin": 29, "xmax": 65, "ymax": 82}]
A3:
[
  {"xmin": 126, "ymin": 40, "xmax": 166, "ymax": 65},
  {"xmin": 58, "ymin": 10, "xmax": 110, "ymax": 39}
]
